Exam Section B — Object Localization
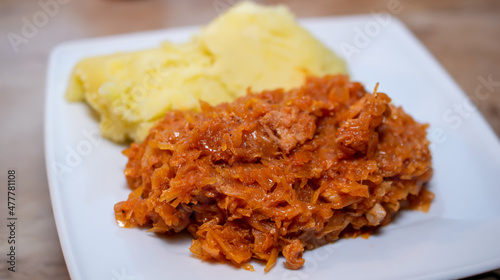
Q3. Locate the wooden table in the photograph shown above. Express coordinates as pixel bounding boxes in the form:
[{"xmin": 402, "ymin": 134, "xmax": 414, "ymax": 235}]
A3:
[{"xmin": 1, "ymin": 0, "xmax": 499, "ymax": 279}]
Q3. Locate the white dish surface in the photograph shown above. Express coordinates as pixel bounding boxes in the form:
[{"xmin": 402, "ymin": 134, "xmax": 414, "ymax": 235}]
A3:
[{"xmin": 45, "ymin": 15, "xmax": 500, "ymax": 280}]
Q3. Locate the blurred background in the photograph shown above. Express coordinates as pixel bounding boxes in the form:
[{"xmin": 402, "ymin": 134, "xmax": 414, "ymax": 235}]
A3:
[{"xmin": 0, "ymin": 0, "xmax": 499, "ymax": 279}]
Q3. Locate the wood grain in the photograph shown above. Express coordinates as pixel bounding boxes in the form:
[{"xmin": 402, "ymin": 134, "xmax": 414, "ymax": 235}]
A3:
[{"xmin": 0, "ymin": 0, "xmax": 498, "ymax": 279}]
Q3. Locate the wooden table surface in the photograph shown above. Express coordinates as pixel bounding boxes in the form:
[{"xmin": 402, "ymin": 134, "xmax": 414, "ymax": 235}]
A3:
[{"xmin": 1, "ymin": 0, "xmax": 499, "ymax": 279}]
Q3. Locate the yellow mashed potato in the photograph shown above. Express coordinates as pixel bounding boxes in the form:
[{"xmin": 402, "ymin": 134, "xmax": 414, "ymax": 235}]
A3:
[{"xmin": 66, "ymin": 2, "xmax": 347, "ymax": 143}]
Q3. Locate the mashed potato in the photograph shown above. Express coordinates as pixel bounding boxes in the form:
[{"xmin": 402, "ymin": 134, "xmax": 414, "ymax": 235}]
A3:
[{"xmin": 66, "ymin": 2, "xmax": 347, "ymax": 143}]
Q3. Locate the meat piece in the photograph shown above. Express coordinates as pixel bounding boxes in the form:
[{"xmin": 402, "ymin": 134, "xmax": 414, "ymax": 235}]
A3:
[
  {"xmin": 366, "ymin": 203, "xmax": 387, "ymax": 226},
  {"xmin": 260, "ymin": 107, "xmax": 316, "ymax": 153}
]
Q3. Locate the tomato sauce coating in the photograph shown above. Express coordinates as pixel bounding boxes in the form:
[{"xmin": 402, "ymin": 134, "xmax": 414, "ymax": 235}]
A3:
[{"xmin": 114, "ymin": 75, "xmax": 433, "ymax": 271}]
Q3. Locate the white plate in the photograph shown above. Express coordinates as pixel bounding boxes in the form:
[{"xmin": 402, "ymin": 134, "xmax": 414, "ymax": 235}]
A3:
[{"xmin": 45, "ymin": 15, "xmax": 500, "ymax": 280}]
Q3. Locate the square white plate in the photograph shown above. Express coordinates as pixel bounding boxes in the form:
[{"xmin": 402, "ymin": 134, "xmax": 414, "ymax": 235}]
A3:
[{"xmin": 45, "ymin": 15, "xmax": 500, "ymax": 280}]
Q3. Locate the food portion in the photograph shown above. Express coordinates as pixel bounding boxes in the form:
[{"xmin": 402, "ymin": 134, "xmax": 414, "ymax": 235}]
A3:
[
  {"xmin": 114, "ymin": 75, "xmax": 433, "ymax": 271},
  {"xmin": 65, "ymin": 2, "xmax": 347, "ymax": 143}
]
